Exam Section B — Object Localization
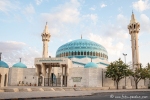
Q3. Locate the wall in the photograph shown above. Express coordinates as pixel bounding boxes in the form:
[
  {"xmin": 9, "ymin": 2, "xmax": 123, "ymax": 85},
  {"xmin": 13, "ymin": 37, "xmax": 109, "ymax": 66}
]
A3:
[
  {"xmin": 8, "ymin": 68, "xmax": 37, "ymax": 86},
  {"xmin": 0, "ymin": 68, "xmax": 9, "ymax": 87},
  {"xmin": 68, "ymin": 67, "xmax": 102, "ymax": 87}
]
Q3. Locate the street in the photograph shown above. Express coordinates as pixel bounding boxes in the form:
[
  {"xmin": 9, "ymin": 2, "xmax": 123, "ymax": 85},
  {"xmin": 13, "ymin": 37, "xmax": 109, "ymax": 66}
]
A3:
[{"xmin": 32, "ymin": 91, "xmax": 150, "ymax": 100}]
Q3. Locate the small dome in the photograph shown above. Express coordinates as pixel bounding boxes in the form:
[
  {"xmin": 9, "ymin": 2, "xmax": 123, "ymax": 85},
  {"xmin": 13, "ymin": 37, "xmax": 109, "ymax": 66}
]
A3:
[
  {"xmin": 84, "ymin": 62, "xmax": 98, "ymax": 68},
  {"xmin": 0, "ymin": 61, "xmax": 9, "ymax": 68},
  {"xmin": 12, "ymin": 62, "xmax": 27, "ymax": 68}
]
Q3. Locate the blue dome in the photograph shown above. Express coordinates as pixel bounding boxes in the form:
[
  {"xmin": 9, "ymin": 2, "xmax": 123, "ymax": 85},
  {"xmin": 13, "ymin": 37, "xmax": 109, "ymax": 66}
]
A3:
[
  {"xmin": 12, "ymin": 62, "xmax": 27, "ymax": 68},
  {"xmin": 56, "ymin": 39, "xmax": 108, "ymax": 59},
  {"xmin": 0, "ymin": 61, "xmax": 9, "ymax": 68},
  {"xmin": 84, "ymin": 62, "xmax": 98, "ymax": 68}
]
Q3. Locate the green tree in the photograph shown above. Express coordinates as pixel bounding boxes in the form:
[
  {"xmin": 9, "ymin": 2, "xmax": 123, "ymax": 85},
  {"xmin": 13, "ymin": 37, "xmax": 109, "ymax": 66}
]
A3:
[
  {"xmin": 130, "ymin": 64, "xmax": 149, "ymax": 89},
  {"xmin": 105, "ymin": 58, "xmax": 130, "ymax": 89},
  {"xmin": 146, "ymin": 63, "xmax": 150, "ymax": 88}
]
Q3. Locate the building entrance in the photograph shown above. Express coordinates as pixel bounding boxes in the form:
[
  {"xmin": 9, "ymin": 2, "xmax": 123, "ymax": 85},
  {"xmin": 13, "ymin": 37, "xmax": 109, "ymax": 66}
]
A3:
[{"xmin": 44, "ymin": 73, "xmax": 62, "ymax": 87}]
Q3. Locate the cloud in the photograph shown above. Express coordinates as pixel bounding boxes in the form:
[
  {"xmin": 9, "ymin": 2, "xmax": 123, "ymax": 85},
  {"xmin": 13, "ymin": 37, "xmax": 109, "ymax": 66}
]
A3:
[
  {"xmin": 40, "ymin": 0, "xmax": 80, "ymax": 36},
  {"xmin": 0, "ymin": 41, "xmax": 41, "ymax": 68},
  {"xmin": 140, "ymin": 14, "xmax": 150, "ymax": 33},
  {"xmin": 23, "ymin": 4, "xmax": 35, "ymax": 22},
  {"xmin": 82, "ymin": 14, "xmax": 98, "ymax": 24},
  {"xmin": 41, "ymin": 0, "xmax": 80, "ymax": 24},
  {"xmin": 100, "ymin": 3, "xmax": 107, "ymax": 8},
  {"xmin": 101, "ymin": 14, "xmax": 129, "ymax": 39},
  {"xmin": 132, "ymin": 0, "xmax": 150, "ymax": 11},
  {"xmin": 35, "ymin": 0, "xmax": 43, "ymax": 5},
  {"xmin": 0, "ymin": 0, "xmax": 19, "ymax": 13},
  {"xmin": 89, "ymin": 5, "xmax": 96, "ymax": 10},
  {"xmin": 24, "ymin": 4, "xmax": 35, "ymax": 15},
  {"xmin": 89, "ymin": 7, "xmax": 96, "ymax": 10},
  {"xmin": 88, "ymin": 33, "xmax": 124, "ymax": 56}
]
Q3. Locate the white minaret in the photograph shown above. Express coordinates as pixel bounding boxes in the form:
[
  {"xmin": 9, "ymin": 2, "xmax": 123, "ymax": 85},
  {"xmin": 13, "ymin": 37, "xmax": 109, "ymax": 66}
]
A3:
[
  {"xmin": 128, "ymin": 12, "xmax": 140, "ymax": 69},
  {"xmin": 41, "ymin": 22, "xmax": 51, "ymax": 58}
]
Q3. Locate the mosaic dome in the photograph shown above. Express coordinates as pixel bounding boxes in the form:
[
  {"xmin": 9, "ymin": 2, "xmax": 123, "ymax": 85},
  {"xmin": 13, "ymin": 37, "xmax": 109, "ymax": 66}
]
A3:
[
  {"xmin": 0, "ymin": 61, "xmax": 9, "ymax": 68},
  {"xmin": 56, "ymin": 39, "xmax": 108, "ymax": 59},
  {"xmin": 12, "ymin": 62, "xmax": 27, "ymax": 68},
  {"xmin": 84, "ymin": 62, "xmax": 98, "ymax": 68}
]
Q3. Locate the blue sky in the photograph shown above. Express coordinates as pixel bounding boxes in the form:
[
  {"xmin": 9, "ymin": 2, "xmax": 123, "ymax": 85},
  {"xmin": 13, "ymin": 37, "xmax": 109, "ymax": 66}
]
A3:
[{"xmin": 0, "ymin": 0, "xmax": 150, "ymax": 68}]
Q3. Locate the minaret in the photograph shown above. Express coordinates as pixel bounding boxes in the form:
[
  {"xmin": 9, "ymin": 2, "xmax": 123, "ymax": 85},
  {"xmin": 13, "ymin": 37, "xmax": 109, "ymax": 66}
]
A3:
[
  {"xmin": 41, "ymin": 22, "xmax": 51, "ymax": 58},
  {"xmin": 128, "ymin": 12, "xmax": 140, "ymax": 69}
]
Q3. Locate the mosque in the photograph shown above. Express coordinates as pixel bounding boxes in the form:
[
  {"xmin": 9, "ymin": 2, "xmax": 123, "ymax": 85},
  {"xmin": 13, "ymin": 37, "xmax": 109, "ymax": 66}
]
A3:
[{"xmin": 0, "ymin": 13, "xmax": 149, "ymax": 89}]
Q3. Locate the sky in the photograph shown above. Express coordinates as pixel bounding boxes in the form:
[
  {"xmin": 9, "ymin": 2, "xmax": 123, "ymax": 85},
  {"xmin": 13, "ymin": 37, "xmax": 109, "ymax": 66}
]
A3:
[{"xmin": 0, "ymin": 0, "xmax": 150, "ymax": 68}]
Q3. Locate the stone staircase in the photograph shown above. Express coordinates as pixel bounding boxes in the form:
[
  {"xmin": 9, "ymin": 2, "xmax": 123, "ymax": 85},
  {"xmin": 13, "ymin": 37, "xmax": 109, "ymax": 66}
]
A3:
[{"xmin": 1, "ymin": 87, "xmax": 111, "ymax": 92}]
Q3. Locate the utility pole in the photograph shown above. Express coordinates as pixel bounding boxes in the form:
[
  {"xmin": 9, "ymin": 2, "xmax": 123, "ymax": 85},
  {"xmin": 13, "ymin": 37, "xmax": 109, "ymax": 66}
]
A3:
[{"xmin": 123, "ymin": 53, "xmax": 127, "ymax": 87}]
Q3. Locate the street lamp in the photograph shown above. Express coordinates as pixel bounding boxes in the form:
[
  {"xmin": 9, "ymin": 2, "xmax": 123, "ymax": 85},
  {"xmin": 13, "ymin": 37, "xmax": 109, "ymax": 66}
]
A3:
[
  {"xmin": 123, "ymin": 53, "xmax": 127, "ymax": 87},
  {"xmin": 123, "ymin": 53, "xmax": 127, "ymax": 64}
]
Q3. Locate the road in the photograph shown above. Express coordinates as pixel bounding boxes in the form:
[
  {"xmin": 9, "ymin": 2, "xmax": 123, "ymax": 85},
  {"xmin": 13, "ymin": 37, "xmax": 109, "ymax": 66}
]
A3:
[{"xmin": 31, "ymin": 91, "xmax": 150, "ymax": 100}]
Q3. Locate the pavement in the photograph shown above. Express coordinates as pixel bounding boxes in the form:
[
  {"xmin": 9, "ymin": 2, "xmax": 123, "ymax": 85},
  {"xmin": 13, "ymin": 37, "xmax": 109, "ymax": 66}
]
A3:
[{"xmin": 0, "ymin": 86, "xmax": 150, "ymax": 99}]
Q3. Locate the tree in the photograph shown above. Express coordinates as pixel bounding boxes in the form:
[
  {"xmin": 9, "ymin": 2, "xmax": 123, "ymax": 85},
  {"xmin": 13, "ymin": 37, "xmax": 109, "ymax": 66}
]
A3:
[
  {"xmin": 105, "ymin": 58, "xmax": 130, "ymax": 89},
  {"xmin": 146, "ymin": 63, "xmax": 150, "ymax": 88},
  {"xmin": 130, "ymin": 64, "xmax": 149, "ymax": 89}
]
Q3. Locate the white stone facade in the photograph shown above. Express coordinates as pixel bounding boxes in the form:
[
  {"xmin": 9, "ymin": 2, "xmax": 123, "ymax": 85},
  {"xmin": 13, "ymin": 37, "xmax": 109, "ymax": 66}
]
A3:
[
  {"xmin": 8, "ymin": 68, "xmax": 36, "ymax": 86},
  {"xmin": 0, "ymin": 68, "xmax": 9, "ymax": 87}
]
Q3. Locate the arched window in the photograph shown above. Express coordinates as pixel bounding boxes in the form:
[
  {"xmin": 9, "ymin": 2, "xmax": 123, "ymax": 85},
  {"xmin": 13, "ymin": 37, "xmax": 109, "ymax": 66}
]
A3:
[
  {"xmin": 96, "ymin": 52, "xmax": 98, "ymax": 56},
  {"xmin": 69, "ymin": 52, "xmax": 70, "ymax": 56},
  {"xmin": 84, "ymin": 51, "xmax": 86, "ymax": 55},
  {"xmin": 87, "ymin": 51, "xmax": 89, "ymax": 55},
  {"xmin": 93, "ymin": 52, "xmax": 95, "ymax": 56},
  {"xmin": 64, "ymin": 52, "xmax": 65, "ymax": 57},
  {"xmin": 98, "ymin": 53, "xmax": 100, "ymax": 57},
  {"xmin": 75, "ymin": 51, "xmax": 77, "ymax": 55},
  {"xmin": 90, "ymin": 51, "xmax": 92, "ymax": 56},
  {"xmin": 66, "ymin": 52, "xmax": 68, "ymax": 56},
  {"xmin": 81, "ymin": 51, "xmax": 83, "ymax": 55},
  {"xmin": 71, "ymin": 51, "xmax": 73, "ymax": 56},
  {"xmin": 78, "ymin": 51, "xmax": 80, "ymax": 55}
]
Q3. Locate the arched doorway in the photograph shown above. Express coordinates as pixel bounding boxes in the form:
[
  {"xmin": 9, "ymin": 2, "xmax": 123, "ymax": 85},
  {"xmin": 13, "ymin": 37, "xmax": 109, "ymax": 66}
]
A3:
[{"xmin": 4, "ymin": 74, "xmax": 7, "ymax": 86}]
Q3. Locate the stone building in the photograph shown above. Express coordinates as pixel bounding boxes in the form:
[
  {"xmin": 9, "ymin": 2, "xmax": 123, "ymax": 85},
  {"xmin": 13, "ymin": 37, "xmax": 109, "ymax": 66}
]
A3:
[
  {"xmin": 0, "ymin": 53, "xmax": 9, "ymax": 87},
  {"xmin": 0, "ymin": 13, "xmax": 149, "ymax": 89}
]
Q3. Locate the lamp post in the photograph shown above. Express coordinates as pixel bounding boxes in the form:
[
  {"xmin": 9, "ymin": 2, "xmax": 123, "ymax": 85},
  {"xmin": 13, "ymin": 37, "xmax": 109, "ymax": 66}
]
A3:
[
  {"xmin": 123, "ymin": 53, "xmax": 127, "ymax": 87},
  {"xmin": 0, "ymin": 52, "xmax": 2, "ymax": 61}
]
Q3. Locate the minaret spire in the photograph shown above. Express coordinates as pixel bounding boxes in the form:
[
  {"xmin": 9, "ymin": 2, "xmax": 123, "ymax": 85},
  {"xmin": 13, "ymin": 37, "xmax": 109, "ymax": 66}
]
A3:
[
  {"xmin": 130, "ymin": 11, "xmax": 137, "ymax": 23},
  {"xmin": 81, "ymin": 34, "xmax": 82, "ymax": 39},
  {"xmin": 0, "ymin": 52, "xmax": 2, "ymax": 61},
  {"xmin": 128, "ymin": 12, "xmax": 140, "ymax": 69},
  {"xmin": 41, "ymin": 22, "xmax": 51, "ymax": 58}
]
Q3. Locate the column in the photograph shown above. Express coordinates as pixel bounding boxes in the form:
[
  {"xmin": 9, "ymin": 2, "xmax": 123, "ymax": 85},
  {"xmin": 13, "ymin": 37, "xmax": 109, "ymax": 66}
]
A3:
[
  {"xmin": 48, "ymin": 66, "xmax": 52, "ymax": 86},
  {"xmin": 6, "ymin": 72, "xmax": 8, "ymax": 87},
  {"xmin": 1, "ymin": 74, "xmax": 4, "ymax": 87},
  {"xmin": 64, "ymin": 66, "xmax": 67, "ymax": 86},
  {"xmin": 41, "ymin": 64, "xmax": 46, "ymax": 86},
  {"xmin": 35, "ymin": 65, "xmax": 40, "ymax": 86},
  {"xmin": 61, "ymin": 65, "xmax": 63, "ymax": 87}
]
